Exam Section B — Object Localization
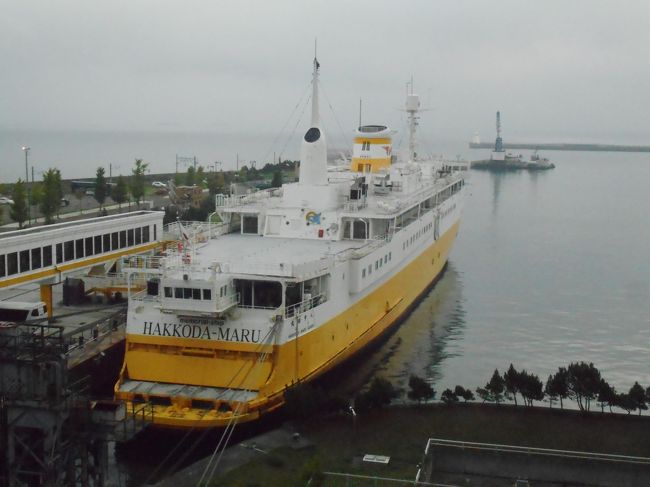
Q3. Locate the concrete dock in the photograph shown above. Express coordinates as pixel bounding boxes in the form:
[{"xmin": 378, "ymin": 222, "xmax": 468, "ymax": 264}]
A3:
[{"xmin": 469, "ymin": 141, "xmax": 650, "ymax": 152}]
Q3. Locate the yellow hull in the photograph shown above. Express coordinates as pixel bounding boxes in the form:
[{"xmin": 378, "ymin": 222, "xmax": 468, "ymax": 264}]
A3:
[{"xmin": 115, "ymin": 221, "xmax": 460, "ymax": 428}]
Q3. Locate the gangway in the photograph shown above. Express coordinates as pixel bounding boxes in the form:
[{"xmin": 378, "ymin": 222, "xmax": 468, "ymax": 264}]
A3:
[{"xmin": 0, "ymin": 211, "xmax": 163, "ymax": 318}]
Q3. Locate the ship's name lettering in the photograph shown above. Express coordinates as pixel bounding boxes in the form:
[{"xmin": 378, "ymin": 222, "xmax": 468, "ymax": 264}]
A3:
[{"xmin": 141, "ymin": 321, "xmax": 261, "ymax": 343}]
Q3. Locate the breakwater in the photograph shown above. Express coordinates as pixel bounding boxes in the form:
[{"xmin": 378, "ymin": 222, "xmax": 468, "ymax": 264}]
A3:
[{"xmin": 469, "ymin": 141, "xmax": 650, "ymax": 152}]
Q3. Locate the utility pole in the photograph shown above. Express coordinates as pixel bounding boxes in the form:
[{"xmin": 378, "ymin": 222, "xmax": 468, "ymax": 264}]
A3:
[{"xmin": 22, "ymin": 146, "xmax": 31, "ymax": 225}]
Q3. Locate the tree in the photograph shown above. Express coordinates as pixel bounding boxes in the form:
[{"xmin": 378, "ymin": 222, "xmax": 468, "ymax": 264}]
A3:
[
  {"xmin": 485, "ymin": 369, "xmax": 505, "ymax": 404},
  {"xmin": 441, "ymin": 389, "xmax": 458, "ymax": 405},
  {"xmin": 475, "ymin": 387, "xmax": 493, "ymax": 403},
  {"xmin": 112, "ymin": 175, "xmax": 128, "ymax": 210},
  {"xmin": 407, "ymin": 375, "xmax": 435, "ymax": 404},
  {"xmin": 518, "ymin": 371, "xmax": 544, "ymax": 407},
  {"xmin": 546, "ymin": 367, "xmax": 570, "ymax": 409},
  {"xmin": 130, "ymin": 159, "xmax": 148, "ymax": 206},
  {"xmin": 615, "ymin": 393, "xmax": 636, "ymax": 415},
  {"xmin": 94, "ymin": 166, "xmax": 108, "ymax": 210},
  {"xmin": 356, "ymin": 377, "xmax": 399, "ymax": 411},
  {"xmin": 567, "ymin": 362, "xmax": 601, "ymax": 412},
  {"xmin": 40, "ymin": 168, "xmax": 62, "ymax": 224},
  {"xmin": 74, "ymin": 189, "xmax": 85, "ymax": 215},
  {"xmin": 271, "ymin": 170, "xmax": 283, "ymax": 188},
  {"xmin": 10, "ymin": 179, "xmax": 28, "ymax": 228},
  {"xmin": 454, "ymin": 385, "xmax": 474, "ymax": 402},
  {"xmin": 207, "ymin": 172, "xmax": 225, "ymax": 195},
  {"xmin": 185, "ymin": 165, "xmax": 196, "ymax": 186},
  {"xmin": 53, "ymin": 169, "xmax": 63, "ymax": 217},
  {"xmin": 503, "ymin": 364, "xmax": 520, "ymax": 406},
  {"xmin": 629, "ymin": 382, "xmax": 647, "ymax": 416},
  {"xmin": 196, "ymin": 165, "xmax": 205, "ymax": 187},
  {"xmin": 597, "ymin": 379, "xmax": 616, "ymax": 413}
]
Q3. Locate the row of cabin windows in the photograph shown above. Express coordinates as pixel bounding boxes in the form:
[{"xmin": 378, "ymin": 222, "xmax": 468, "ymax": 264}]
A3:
[
  {"xmin": 361, "ymin": 252, "xmax": 392, "ymax": 279},
  {"xmin": 402, "ymin": 222, "xmax": 434, "ymax": 250},
  {"xmin": 361, "ymin": 141, "xmax": 371, "ymax": 151},
  {"xmin": 0, "ymin": 225, "xmax": 153, "ymax": 278},
  {"xmin": 164, "ymin": 286, "xmax": 212, "ymax": 301}
]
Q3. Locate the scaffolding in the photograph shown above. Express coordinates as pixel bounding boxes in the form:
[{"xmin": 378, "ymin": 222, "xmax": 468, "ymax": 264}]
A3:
[{"xmin": 0, "ymin": 322, "xmax": 151, "ymax": 487}]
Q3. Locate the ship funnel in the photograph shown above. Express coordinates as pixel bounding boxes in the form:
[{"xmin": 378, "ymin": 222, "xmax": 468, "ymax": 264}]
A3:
[{"xmin": 299, "ymin": 57, "xmax": 328, "ymax": 186}]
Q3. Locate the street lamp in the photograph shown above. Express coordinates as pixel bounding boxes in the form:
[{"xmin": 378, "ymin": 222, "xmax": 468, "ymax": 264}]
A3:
[{"xmin": 22, "ymin": 146, "xmax": 31, "ymax": 225}]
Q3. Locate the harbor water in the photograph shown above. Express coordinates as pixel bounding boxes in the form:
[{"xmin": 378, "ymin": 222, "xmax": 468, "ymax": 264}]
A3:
[{"xmin": 362, "ymin": 151, "xmax": 650, "ymax": 396}]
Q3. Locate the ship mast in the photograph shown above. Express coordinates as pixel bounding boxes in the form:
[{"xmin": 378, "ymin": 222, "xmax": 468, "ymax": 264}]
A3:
[
  {"xmin": 298, "ymin": 48, "xmax": 328, "ymax": 186},
  {"xmin": 405, "ymin": 76, "xmax": 420, "ymax": 162},
  {"xmin": 494, "ymin": 111, "xmax": 503, "ymax": 152}
]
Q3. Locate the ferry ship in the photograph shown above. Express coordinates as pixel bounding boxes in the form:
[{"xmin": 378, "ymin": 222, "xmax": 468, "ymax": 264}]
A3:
[{"xmin": 114, "ymin": 57, "xmax": 468, "ymax": 428}]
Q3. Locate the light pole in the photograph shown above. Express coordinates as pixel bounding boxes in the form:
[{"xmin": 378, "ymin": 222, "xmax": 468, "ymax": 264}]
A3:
[{"xmin": 22, "ymin": 146, "xmax": 31, "ymax": 225}]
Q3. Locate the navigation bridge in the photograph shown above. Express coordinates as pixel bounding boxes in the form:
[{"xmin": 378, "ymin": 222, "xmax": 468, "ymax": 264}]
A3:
[{"xmin": 0, "ymin": 211, "xmax": 164, "ymax": 318}]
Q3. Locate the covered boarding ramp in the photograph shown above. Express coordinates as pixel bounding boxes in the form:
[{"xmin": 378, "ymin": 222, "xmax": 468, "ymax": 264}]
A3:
[{"xmin": 0, "ymin": 211, "xmax": 164, "ymax": 317}]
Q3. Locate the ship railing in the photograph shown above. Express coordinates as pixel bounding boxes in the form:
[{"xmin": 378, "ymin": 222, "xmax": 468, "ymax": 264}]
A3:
[
  {"xmin": 285, "ymin": 293, "xmax": 326, "ymax": 318},
  {"xmin": 343, "ymin": 198, "xmax": 368, "ymax": 212},
  {"xmin": 163, "ymin": 220, "xmax": 213, "ymax": 244},
  {"xmin": 219, "ymin": 256, "xmax": 333, "ymax": 278},
  {"xmin": 129, "ymin": 289, "xmax": 158, "ymax": 303},
  {"xmin": 84, "ymin": 272, "xmax": 148, "ymax": 290},
  {"xmin": 333, "ymin": 235, "xmax": 390, "ymax": 261},
  {"xmin": 216, "ymin": 188, "xmax": 281, "ymax": 208}
]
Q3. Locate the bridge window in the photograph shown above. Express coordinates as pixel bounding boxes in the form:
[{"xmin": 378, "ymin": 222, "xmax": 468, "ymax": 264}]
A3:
[
  {"xmin": 76, "ymin": 239, "xmax": 84, "ymax": 259},
  {"xmin": 85, "ymin": 237, "xmax": 93, "ymax": 256},
  {"xmin": 31, "ymin": 248, "xmax": 41, "ymax": 270},
  {"xmin": 43, "ymin": 246, "xmax": 52, "ymax": 267},
  {"xmin": 135, "ymin": 227, "xmax": 142, "ymax": 245},
  {"xmin": 128, "ymin": 228, "xmax": 134, "ymax": 246},
  {"xmin": 7, "ymin": 253, "xmax": 17, "ymax": 275},
  {"xmin": 64, "ymin": 240, "xmax": 74, "ymax": 261},
  {"xmin": 143, "ymin": 226, "xmax": 150, "ymax": 243},
  {"xmin": 111, "ymin": 232, "xmax": 118, "ymax": 251},
  {"xmin": 20, "ymin": 250, "xmax": 29, "ymax": 273},
  {"xmin": 235, "ymin": 279, "xmax": 282, "ymax": 309},
  {"xmin": 119, "ymin": 231, "xmax": 127, "ymax": 248},
  {"xmin": 103, "ymin": 234, "xmax": 111, "ymax": 252},
  {"xmin": 94, "ymin": 235, "xmax": 102, "ymax": 254}
]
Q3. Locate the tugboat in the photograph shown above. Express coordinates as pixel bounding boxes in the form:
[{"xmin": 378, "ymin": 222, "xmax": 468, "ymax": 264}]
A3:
[
  {"xmin": 114, "ymin": 57, "xmax": 468, "ymax": 428},
  {"xmin": 526, "ymin": 151, "xmax": 555, "ymax": 170}
]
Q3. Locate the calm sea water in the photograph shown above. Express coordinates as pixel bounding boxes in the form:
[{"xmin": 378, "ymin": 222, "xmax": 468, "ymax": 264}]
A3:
[{"xmin": 363, "ymin": 151, "xmax": 650, "ymax": 396}]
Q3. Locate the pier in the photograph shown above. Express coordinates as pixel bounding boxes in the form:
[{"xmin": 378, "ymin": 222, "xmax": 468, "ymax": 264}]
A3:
[{"xmin": 469, "ymin": 141, "xmax": 650, "ymax": 153}]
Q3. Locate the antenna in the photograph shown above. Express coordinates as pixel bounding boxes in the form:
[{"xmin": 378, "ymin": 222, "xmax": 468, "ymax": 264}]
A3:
[{"xmin": 359, "ymin": 98, "xmax": 362, "ymax": 128}]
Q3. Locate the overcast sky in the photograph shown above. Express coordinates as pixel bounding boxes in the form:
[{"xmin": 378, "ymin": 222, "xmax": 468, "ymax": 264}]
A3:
[{"xmin": 2, "ymin": 1, "xmax": 650, "ymax": 148}]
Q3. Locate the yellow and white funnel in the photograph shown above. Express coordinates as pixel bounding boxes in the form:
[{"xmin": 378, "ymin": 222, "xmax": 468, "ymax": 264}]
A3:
[{"xmin": 351, "ymin": 125, "xmax": 392, "ymax": 173}]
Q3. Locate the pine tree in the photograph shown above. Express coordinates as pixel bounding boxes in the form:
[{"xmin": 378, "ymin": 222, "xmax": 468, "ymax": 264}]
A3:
[
  {"xmin": 40, "ymin": 168, "xmax": 62, "ymax": 224},
  {"xmin": 629, "ymin": 382, "xmax": 647, "ymax": 416},
  {"xmin": 94, "ymin": 166, "xmax": 108, "ymax": 210},
  {"xmin": 407, "ymin": 375, "xmax": 435, "ymax": 404},
  {"xmin": 130, "ymin": 159, "xmax": 148, "ymax": 206},
  {"xmin": 485, "ymin": 369, "xmax": 505, "ymax": 404},
  {"xmin": 503, "ymin": 364, "xmax": 520, "ymax": 406},
  {"xmin": 271, "ymin": 170, "xmax": 283, "ymax": 188}
]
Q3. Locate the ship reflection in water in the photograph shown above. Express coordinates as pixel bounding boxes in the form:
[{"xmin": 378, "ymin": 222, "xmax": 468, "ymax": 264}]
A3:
[{"xmin": 332, "ymin": 262, "xmax": 467, "ymax": 396}]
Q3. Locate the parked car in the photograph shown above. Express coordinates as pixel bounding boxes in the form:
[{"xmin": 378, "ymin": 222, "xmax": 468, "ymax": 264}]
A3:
[
  {"xmin": 61, "ymin": 198, "xmax": 70, "ymax": 206},
  {"xmin": 152, "ymin": 181, "xmax": 166, "ymax": 188},
  {"xmin": 85, "ymin": 189, "xmax": 95, "ymax": 196},
  {"xmin": 0, "ymin": 196, "xmax": 14, "ymax": 205}
]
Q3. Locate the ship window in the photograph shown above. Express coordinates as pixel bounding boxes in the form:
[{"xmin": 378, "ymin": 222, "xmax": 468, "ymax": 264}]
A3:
[
  {"xmin": 384, "ymin": 255, "xmax": 388, "ymax": 264},
  {"xmin": 183, "ymin": 288, "xmax": 192, "ymax": 299},
  {"xmin": 128, "ymin": 228, "xmax": 134, "ymax": 246},
  {"xmin": 119, "ymin": 230, "xmax": 127, "ymax": 248},
  {"xmin": 94, "ymin": 235, "xmax": 102, "ymax": 253},
  {"xmin": 164, "ymin": 287, "xmax": 172, "ymax": 298},
  {"xmin": 135, "ymin": 227, "xmax": 142, "ymax": 245},
  {"xmin": 175, "ymin": 288, "xmax": 183, "ymax": 299},
  {"xmin": 64, "ymin": 240, "xmax": 74, "ymax": 261},
  {"xmin": 31, "ymin": 248, "xmax": 41, "ymax": 269},
  {"xmin": 203, "ymin": 289, "xmax": 212, "ymax": 300},
  {"xmin": 102, "ymin": 233, "xmax": 110, "ymax": 252},
  {"xmin": 0, "ymin": 255, "xmax": 4, "ymax": 277},
  {"xmin": 368, "ymin": 265, "xmax": 372, "ymax": 275},
  {"xmin": 143, "ymin": 226, "xmax": 150, "ymax": 243},
  {"xmin": 362, "ymin": 268, "xmax": 366, "ymax": 278},
  {"xmin": 20, "ymin": 250, "xmax": 30, "ymax": 273},
  {"xmin": 7, "ymin": 253, "xmax": 18, "ymax": 275},
  {"xmin": 192, "ymin": 288, "xmax": 201, "ymax": 300},
  {"xmin": 236, "ymin": 279, "xmax": 282, "ymax": 309},
  {"xmin": 43, "ymin": 246, "xmax": 52, "ymax": 267},
  {"xmin": 389, "ymin": 252, "xmax": 392, "ymax": 261},
  {"xmin": 75, "ymin": 239, "xmax": 84, "ymax": 259},
  {"xmin": 85, "ymin": 237, "xmax": 93, "ymax": 256}
]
